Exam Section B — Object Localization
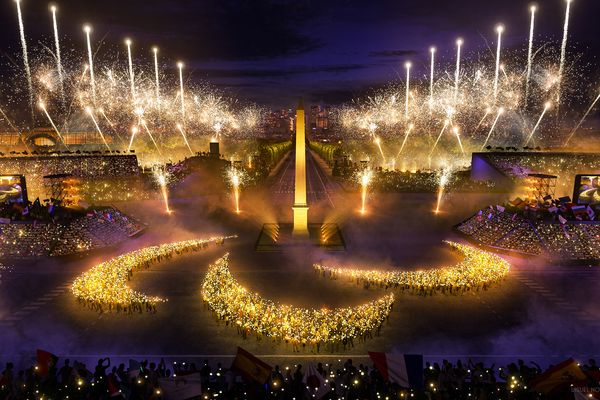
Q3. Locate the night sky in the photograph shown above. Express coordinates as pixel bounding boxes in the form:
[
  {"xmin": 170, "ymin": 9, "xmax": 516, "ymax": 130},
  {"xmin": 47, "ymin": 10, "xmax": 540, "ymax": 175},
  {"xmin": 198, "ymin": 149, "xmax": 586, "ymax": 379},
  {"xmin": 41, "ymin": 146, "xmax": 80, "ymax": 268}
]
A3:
[{"xmin": 1, "ymin": 0, "xmax": 599, "ymax": 108}]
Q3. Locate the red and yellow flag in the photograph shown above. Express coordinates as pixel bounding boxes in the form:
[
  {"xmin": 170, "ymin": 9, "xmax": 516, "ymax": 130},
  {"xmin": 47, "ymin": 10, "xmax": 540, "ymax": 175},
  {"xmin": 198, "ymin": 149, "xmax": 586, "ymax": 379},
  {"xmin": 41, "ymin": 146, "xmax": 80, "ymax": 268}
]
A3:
[
  {"xmin": 36, "ymin": 349, "xmax": 58, "ymax": 377},
  {"xmin": 530, "ymin": 358, "xmax": 587, "ymax": 394},
  {"xmin": 231, "ymin": 347, "xmax": 272, "ymax": 385}
]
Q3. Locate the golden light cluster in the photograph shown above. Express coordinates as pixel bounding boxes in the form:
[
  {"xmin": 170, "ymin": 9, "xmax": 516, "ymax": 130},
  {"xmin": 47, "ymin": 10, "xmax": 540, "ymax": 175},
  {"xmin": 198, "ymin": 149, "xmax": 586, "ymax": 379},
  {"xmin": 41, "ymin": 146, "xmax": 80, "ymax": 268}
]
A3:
[
  {"xmin": 314, "ymin": 241, "xmax": 510, "ymax": 293},
  {"xmin": 201, "ymin": 254, "xmax": 395, "ymax": 346},
  {"xmin": 72, "ymin": 236, "xmax": 234, "ymax": 311}
]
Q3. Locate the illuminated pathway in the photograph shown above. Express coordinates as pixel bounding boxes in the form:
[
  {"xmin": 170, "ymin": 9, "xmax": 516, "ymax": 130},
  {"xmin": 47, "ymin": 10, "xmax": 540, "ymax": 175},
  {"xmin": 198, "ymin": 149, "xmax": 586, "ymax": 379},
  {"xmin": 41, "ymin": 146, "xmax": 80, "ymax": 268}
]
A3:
[{"xmin": 271, "ymin": 149, "xmax": 337, "ymax": 208}]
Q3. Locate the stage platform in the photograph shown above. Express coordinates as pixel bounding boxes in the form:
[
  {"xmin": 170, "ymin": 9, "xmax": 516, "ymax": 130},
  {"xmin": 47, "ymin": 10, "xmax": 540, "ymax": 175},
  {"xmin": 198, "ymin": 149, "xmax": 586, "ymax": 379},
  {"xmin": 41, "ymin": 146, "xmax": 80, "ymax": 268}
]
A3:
[{"xmin": 255, "ymin": 223, "xmax": 345, "ymax": 252}]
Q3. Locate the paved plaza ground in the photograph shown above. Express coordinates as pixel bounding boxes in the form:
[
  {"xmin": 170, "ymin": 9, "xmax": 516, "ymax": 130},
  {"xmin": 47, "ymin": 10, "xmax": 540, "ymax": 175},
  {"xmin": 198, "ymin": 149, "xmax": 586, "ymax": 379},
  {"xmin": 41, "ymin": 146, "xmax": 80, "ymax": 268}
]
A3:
[{"xmin": 1, "ymin": 151, "xmax": 599, "ymax": 367}]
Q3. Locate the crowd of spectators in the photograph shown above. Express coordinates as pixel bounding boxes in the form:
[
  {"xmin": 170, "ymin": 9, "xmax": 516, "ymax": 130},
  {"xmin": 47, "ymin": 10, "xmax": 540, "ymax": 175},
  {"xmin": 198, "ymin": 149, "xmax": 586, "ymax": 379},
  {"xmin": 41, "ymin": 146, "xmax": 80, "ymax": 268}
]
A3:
[
  {"xmin": 72, "ymin": 237, "xmax": 226, "ymax": 313},
  {"xmin": 333, "ymin": 166, "xmax": 498, "ymax": 193},
  {"xmin": 50, "ymin": 207, "xmax": 145, "ymax": 256},
  {"xmin": 482, "ymin": 152, "xmax": 600, "ymax": 196},
  {"xmin": 328, "ymin": 157, "xmax": 500, "ymax": 193},
  {"xmin": 456, "ymin": 203, "xmax": 600, "ymax": 261},
  {"xmin": 308, "ymin": 140, "xmax": 501, "ymax": 194},
  {"xmin": 0, "ymin": 223, "xmax": 64, "ymax": 258},
  {"xmin": 533, "ymin": 224, "xmax": 600, "ymax": 261},
  {"xmin": 484, "ymin": 153, "xmax": 600, "ymax": 180},
  {"xmin": 0, "ymin": 207, "xmax": 145, "ymax": 258},
  {"xmin": 0, "ymin": 153, "xmax": 139, "ymax": 177},
  {"xmin": 162, "ymin": 152, "xmax": 228, "ymax": 187},
  {"xmin": 368, "ymin": 169, "xmax": 439, "ymax": 192},
  {"xmin": 76, "ymin": 178, "xmax": 150, "ymax": 203},
  {"xmin": 160, "ymin": 140, "xmax": 292, "ymax": 189},
  {"xmin": 499, "ymin": 223, "xmax": 544, "ymax": 255},
  {"xmin": 1, "ymin": 354, "xmax": 599, "ymax": 399},
  {"xmin": 370, "ymin": 169, "xmax": 499, "ymax": 193},
  {"xmin": 164, "ymin": 158, "xmax": 194, "ymax": 185},
  {"xmin": 0, "ymin": 153, "xmax": 141, "ymax": 201},
  {"xmin": 0, "ymin": 197, "xmax": 66, "ymax": 223},
  {"xmin": 508, "ymin": 195, "xmax": 600, "ymax": 224}
]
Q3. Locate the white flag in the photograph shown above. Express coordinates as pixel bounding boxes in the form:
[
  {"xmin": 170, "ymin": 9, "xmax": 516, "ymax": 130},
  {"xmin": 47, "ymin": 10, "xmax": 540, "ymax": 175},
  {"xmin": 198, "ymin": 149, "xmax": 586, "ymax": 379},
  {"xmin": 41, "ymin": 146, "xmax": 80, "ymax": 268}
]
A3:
[
  {"xmin": 158, "ymin": 372, "xmax": 202, "ymax": 400},
  {"xmin": 302, "ymin": 364, "xmax": 330, "ymax": 399}
]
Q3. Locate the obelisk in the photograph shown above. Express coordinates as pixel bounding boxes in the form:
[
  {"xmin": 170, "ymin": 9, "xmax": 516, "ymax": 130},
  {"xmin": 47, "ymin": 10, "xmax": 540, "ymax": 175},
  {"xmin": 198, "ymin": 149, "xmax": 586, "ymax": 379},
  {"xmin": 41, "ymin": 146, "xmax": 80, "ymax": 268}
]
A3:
[{"xmin": 292, "ymin": 99, "xmax": 309, "ymax": 236}]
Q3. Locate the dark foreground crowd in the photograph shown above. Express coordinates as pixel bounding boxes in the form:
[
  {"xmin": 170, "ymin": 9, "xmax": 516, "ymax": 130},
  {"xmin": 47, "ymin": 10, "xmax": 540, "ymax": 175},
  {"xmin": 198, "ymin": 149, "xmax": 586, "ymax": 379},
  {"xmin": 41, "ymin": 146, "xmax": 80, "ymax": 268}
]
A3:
[{"xmin": 1, "ymin": 355, "xmax": 599, "ymax": 399}]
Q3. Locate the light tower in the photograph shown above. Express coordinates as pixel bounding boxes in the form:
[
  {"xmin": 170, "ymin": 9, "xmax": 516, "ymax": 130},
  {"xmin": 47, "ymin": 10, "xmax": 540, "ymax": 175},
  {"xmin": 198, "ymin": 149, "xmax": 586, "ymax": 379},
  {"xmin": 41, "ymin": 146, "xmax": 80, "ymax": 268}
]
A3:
[{"xmin": 292, "ymin": 99, "xmax": 309, "ymax": 236}]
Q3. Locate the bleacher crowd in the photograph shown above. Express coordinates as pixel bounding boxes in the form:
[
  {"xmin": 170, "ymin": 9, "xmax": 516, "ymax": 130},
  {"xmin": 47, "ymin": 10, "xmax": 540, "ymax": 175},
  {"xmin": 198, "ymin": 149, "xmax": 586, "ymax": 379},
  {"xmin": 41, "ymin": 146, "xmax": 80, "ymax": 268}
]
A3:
[
  {"xmin": 485, "ymin": 153, "xmax": 600, "ymax": 180},
  {"xmin": 0, "ymin": 207, "xmax": 145, "ymax": 258},
  {"xmin": 0, "ymin": 153, "xmax": 141, "ymax": 201},
  {"xmin": 330, "ymin": 160, "xmax": 500, "ymax": 193},
  {"xmin": 162, "ymin": 152, "xmax": 226, "ymax": 187},
  {"xmin": 456, "ymin": 202, "xmax": 600, "ymax": 261}
]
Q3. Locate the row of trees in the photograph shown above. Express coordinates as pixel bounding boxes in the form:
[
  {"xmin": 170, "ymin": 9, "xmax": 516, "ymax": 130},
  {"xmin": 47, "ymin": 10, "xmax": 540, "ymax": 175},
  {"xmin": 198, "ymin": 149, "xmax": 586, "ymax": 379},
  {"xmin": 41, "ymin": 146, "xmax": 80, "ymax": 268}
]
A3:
[{"xmin": 246, "ymin": 140, "xmax": 293, "ymax": 184}]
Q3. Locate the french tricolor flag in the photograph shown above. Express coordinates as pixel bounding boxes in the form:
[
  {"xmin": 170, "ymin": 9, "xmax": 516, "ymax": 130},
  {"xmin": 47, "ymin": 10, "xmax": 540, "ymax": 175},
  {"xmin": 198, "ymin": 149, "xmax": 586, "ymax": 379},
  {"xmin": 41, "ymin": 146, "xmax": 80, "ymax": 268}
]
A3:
[{"xmin": 368, "ymin": 352, "xmax": 423, "ymax": 389}]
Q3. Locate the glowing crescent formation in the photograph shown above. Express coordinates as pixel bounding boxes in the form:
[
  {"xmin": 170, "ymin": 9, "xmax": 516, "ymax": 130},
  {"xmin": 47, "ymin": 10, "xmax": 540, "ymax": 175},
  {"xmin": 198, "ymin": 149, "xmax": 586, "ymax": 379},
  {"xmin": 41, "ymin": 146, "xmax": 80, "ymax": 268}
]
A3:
[
  {"xmin": 72, "ymin": 236, "xmax": 235, "ymax": 310},
  {"xmin": 201, "ymin": 254, "xmax": 395, "ymax": 345},
  {"xmin": 314, "ymin": 241, "xmax": 510, "ymax": 292}
]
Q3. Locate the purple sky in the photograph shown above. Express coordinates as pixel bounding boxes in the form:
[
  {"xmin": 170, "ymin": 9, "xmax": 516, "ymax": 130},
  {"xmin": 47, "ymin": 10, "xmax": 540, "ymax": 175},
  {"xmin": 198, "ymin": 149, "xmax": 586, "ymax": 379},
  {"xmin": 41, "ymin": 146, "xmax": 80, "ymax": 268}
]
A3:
[{"xmin": 0, "ymin": 0, "xmax": 599, "ymax": 108}]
